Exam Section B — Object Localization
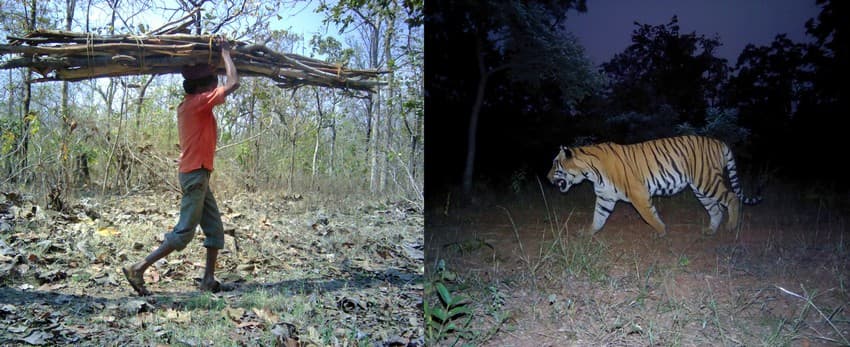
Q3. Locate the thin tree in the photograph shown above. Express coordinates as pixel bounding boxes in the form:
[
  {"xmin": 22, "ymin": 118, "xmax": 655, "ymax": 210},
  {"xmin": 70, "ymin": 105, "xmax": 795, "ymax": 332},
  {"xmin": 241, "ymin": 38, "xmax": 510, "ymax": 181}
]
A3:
[{"xmin": 17, "ymin": 0, "xmax": 37, "ymax": 182}]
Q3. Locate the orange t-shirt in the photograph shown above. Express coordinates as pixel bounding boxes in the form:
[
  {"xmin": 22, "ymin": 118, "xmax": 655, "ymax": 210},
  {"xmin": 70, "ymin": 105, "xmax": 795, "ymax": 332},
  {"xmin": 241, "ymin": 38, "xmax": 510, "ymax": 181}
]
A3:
[{"xmin": 177, "ymin": 86, "xmax": 226, "ymax": 173}]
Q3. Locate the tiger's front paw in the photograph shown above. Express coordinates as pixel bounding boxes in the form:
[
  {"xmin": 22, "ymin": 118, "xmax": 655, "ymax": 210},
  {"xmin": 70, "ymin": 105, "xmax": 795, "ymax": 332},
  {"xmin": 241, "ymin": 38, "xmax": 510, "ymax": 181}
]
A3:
[{"xmin": 578, "ymin": 226, "xmax": 600, "ymax": 237}]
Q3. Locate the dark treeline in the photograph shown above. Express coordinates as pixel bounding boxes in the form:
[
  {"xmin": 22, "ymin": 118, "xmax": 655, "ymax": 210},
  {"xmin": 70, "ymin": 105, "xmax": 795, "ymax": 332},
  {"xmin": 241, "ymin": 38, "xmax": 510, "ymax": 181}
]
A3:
[{"xmin": 425, "ymin": 0, "xmax": 849, "ymax": 198}]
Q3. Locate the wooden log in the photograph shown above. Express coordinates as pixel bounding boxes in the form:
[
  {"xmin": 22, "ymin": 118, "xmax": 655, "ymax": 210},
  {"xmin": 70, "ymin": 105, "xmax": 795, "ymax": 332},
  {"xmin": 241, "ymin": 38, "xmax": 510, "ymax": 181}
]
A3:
[{"xmin": 0, "ymin": 30, "xmax": 384, "ymax": 92}]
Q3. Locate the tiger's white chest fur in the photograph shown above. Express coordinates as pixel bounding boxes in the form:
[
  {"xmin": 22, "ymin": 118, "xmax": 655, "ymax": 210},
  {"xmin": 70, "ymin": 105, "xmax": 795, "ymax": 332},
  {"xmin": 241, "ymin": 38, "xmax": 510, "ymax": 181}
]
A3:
[{"xmin": 590, "ymin": 172, "xmax": 630, "ymax": 202}]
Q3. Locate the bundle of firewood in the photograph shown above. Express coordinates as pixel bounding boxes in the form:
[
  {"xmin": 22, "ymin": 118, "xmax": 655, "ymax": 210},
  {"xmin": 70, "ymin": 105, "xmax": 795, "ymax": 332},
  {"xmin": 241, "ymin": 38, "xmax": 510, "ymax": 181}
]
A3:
[{"xmin": 0, "ymin": 30, "xmax": 383, "ymax": 92}]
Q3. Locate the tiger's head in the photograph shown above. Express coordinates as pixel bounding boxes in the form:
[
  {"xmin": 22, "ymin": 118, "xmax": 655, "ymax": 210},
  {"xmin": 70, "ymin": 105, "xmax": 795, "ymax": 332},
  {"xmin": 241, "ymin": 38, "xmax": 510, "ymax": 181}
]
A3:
[{"xmin": 547, "ymin": 145, "xmax": 586, "ymax": 193}]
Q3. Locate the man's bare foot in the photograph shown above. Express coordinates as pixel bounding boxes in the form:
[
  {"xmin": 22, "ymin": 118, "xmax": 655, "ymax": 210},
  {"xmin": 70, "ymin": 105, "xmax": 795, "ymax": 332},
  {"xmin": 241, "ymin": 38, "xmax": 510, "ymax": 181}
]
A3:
[
  {"xmin": 199, "ymin": 279, "xmax": 221, "ymax": 293},
  {"xmin": 122, "ymin": 265, "xmax": 151, "ymax": 296}
]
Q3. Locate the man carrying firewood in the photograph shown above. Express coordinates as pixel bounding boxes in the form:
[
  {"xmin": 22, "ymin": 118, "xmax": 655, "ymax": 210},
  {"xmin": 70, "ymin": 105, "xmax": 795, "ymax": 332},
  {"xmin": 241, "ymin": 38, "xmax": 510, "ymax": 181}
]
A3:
[{"xmin": 123, "ymin": 37, "xmax": 240, "ymax": 296}]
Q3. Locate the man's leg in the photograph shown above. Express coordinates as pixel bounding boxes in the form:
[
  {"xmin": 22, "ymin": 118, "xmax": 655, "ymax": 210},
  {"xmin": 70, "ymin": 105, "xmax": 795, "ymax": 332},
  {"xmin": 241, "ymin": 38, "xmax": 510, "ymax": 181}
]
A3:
[
  {"xmin": 123, "ymin": 169, "xmax": 207, "ymax": 296},
  {"xmin": 123, "ymin": 243, "xmax": 176, "ymax": 295},
  {"xmin": 199, "ymin": 181, "xmax": 225, "ymax": 292},
  {"xmin": 200, "ymin": 247, "xmax": 219, "ymax": 291}
]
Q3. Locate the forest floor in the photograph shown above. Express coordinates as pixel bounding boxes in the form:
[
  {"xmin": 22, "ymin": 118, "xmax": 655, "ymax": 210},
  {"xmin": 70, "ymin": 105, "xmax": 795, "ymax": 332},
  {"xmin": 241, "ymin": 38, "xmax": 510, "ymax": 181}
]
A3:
[
  {"xmin": 1, "ymin": 188, "xmax": 423, "ymax": 346},
  {"xmin": 425, "ymin": 182, "xmax": 850, "ymax": 346}
]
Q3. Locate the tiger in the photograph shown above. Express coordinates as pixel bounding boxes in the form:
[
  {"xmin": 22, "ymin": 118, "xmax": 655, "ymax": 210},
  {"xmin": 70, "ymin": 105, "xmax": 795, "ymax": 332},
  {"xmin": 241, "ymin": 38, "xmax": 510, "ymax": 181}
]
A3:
[{"xmin": 546, "ymin": 135, "xmax": 762, "ymax": 237}]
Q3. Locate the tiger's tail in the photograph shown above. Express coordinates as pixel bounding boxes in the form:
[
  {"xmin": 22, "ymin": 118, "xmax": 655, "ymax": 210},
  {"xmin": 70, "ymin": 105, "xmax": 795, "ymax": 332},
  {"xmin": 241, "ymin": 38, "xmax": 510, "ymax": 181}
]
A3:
[{"xmin": 722, "ymin": 144, "xmax": 763, "ymax": 205}]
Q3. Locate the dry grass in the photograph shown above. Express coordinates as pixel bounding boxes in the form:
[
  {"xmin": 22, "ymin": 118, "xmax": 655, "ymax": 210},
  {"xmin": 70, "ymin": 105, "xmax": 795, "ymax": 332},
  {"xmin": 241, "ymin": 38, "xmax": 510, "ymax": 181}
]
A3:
[
  {"xmin": 1, "ymin": 188, "xmax": 423, "ymax": 346},
  {"xmin": 425, "ymin": 182, "xmax": 850, "ymax": 346}
]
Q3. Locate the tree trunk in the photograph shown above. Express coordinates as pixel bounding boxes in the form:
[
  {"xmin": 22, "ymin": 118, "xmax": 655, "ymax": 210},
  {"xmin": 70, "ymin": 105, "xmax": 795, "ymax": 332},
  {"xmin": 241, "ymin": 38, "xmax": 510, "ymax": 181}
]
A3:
[
  {"xmin": 365, "ymin": 97, "xmax": 372, "ymax": 156},
  {"xmin": 109, "ymin": 0, "xmax": 117, "ymax": 35},
  {"xmin": 274, "ymin": 112, "xmax": 285, "ymax": 189},
  {"xmin": 381, "ymin": 18, "xmax": 395, "ymax": 194},
  {"xmin": 62, "ymin": 0, "xmax": 77, "ymax": 189},
  {"xmin": 135, "ymin": 75, "xmax": 154, "ymax": 131},
  {"xmin": 328, "ymin": 116, "xmax": 336, "ymax": 176},
  {"xmin": 365, "ymin": 98, "xmax": 373, "ymax": 190},
  {"xmin": 4, "ymin": 70, "xmax": 13, "ymax": 179},
  {"xmin": 248, "ymin": 90, "xmax": 258, "ymax": 189},
  {"xmin": 18, "ymin": 0, "xmax": 37, "ymax": 183},
  {"xmin": 85, "ymin": 0, "xmax": 91, "ymax": 32},
  {"xmin": 75, "ymin": 153, "xmax": 90, "ymax": 186},
  {"xmin": 64, "ymin": 1, "xmax": 77, "ymax": 88},
  {"xmin": 366, "ymin": 20, "xmax": 381, "ymax": 193},
  {"xmin": 462, "ymin": 41, "xmax": 490, "ymax": 196},
  {"xmin": 286, "ymin": 92, "xmax": 299, "ymax": 191},
  {"xmin": 311, "ymin": 88, "xmax": 324, "ymax": 188},
  {"xmin": 379, "ymin": 93, "xmax": 388, "ymax": 193},
  {"xmin": 194, "ymin": 4, "xmax": 202, "ymax": 35},
  {"xmin": 100, "ymin": 6, "xmax": 120, "ymax": 194},
  {"xmin": 404, "ymin": 23, "xmax": 422, "ymax": 180},
  {"xmin": 99, "ymin": 79, "xmax": 117, "ymax": 194},
  {"xmin": 289, "ymin": 137, "xmax": 297, "ymax": 191},
  {"xmin": 61, "ymin": 81, "xmax": 70, "ymax": 189},
  {"xmin": 311, "ymin": 127, "xmax": 320, "ymax": 189},
  {"xmin": 369, "ymin": 95, "xmax": 381, "ymax": 192},
  {"xmin": 410, "ymin": 106, "xmax": 422, "ymax": 179},
  {"xmin": 114, "ymin": 83, "xmax": 130, "ymax": 191},
  {"xmin": 19, "ymin": 71, "xmax": 31, "ymax": 182},
  {"xmin": 5, "ymin": 70, "xmax": 11, "ymax": 125}
]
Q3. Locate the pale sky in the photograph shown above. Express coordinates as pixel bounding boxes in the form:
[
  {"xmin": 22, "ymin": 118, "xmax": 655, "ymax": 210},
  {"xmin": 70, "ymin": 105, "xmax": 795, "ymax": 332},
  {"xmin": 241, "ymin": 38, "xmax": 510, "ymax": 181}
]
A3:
[
  {"xmin": 271, "ymin": 1, "xmax": 340, "ymax": 38},
  {"xmin": 84, "ymin": 1, "xmax": 339, "ymax": 42}
]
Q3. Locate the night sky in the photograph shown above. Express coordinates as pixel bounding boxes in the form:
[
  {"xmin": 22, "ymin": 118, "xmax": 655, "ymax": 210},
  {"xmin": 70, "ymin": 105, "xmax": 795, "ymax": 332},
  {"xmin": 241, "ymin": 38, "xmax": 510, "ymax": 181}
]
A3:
[{"xmin": 564, "ymin": 0, "xmax": 821, "ymax": 65}]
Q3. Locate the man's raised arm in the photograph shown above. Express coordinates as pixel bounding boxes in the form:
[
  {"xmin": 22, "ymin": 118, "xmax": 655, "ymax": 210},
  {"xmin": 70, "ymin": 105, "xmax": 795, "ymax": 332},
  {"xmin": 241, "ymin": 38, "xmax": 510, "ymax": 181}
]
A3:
[{"xmin": 220, "ymin": 38, "xmax": 240, "ymax": 96}]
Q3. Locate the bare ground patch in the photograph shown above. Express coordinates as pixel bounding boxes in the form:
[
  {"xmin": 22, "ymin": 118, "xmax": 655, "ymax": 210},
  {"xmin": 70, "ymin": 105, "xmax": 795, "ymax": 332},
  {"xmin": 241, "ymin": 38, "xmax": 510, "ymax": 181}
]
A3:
[
  {"xmin": 1, "ymin": 189, "xmax": 423, "ymax": 346},
  {"xmin": 425, "ymin": 184, "xmax": 849, "ymax": 346}
]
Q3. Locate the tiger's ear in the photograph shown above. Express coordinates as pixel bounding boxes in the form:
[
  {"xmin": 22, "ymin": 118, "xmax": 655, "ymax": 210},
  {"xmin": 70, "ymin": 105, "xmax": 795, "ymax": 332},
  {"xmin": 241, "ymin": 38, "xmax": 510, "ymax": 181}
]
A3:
[{"xmin": 560, "ymin": 145, "xmax": 572, "ymax": 158}]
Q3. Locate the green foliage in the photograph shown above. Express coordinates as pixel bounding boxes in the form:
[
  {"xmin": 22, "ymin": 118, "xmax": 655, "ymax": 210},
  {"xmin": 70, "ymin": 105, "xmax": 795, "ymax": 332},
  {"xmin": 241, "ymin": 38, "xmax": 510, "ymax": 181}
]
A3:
[
  {"xmin": 0, "ymin": 119, "xmax": 18, "ymax": 155},
  {"xmin": 402, "ymin": 98, "xmax": 423, "ymax": 120},
  {"xmin": 266, "ymin": 29, "xmax": 303, "ymax": 52},
  {"xmin": 498, "ymin": 1, "xmax": 600, "ymax": 103},
  {"xmin": 605, "ymin": 105, "xmax": 680, "ymax": 143},
  {"xmin": 317, "ymin": 0, "xmax": 423, "ymax": 33},
  {"xmin": 602, "ymin": 16, "xmax": 727, "ymax": 126},
  {"xmin": 677, "ymin": 255, "xmax": 690, "ymax": 267},
  {"xmin": 725, "ymin": 34, "xmax": 807, "ymax": 167},
  {"xmin": 310, "ymin": 35, "xmax": 354, "ymax": 65},
  {"xmin": 402, "ymin": 0, "xmax": 424, "ymax": 27},
  {"xmin": 425, "ymin": 259, "xmax": 473, "ymax": 345},
  {"xmin": 24, "ymin": 112, "xmax": 39, "ymax": 136},
  {"xmin": 71, "ymin": 140, "xmax": 101, "ymax": 162},
  {"xmin": 236, "ymin": 142, "xmax": 251, "ymax": 168},
  {"xmin": 509, "ymin": 168, "xmax": 526, "ymax": 194},
  {"xmin": 675, "ymin": 107, "xmax": 750, "ymax": 145}
]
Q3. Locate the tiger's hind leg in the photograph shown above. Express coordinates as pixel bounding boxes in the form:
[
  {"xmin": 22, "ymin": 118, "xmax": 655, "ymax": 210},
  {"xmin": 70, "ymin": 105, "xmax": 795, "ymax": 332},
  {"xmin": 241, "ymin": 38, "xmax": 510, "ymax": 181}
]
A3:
[
  {"xmin": 692, "ymin": 187, "xmax": 723, "ymax": 234},
  {"xmin": 721, "ymin": 190, "xmax": 741, "ymax": 232}
]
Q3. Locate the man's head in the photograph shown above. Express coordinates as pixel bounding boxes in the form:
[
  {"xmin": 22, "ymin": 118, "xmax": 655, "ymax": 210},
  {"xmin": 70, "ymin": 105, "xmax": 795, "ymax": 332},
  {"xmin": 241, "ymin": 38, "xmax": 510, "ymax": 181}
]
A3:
[{"xmin": 181, "ymin": 64, "xmax": 218, "ymax": 94}]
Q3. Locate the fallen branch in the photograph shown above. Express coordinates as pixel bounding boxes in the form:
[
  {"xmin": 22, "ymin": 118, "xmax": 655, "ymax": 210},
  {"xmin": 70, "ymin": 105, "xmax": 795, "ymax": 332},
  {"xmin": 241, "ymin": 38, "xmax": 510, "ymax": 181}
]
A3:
[{"xmin": 0, "ymin": 30, "xmax": 385, "ymax": 92}]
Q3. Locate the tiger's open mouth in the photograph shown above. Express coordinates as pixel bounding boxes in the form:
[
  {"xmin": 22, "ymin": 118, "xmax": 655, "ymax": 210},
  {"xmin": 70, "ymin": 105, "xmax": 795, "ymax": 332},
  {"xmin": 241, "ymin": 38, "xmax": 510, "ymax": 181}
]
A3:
[{"xmin": 556, "ymin": 179, "xmax": 568, "ymax": 192}]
